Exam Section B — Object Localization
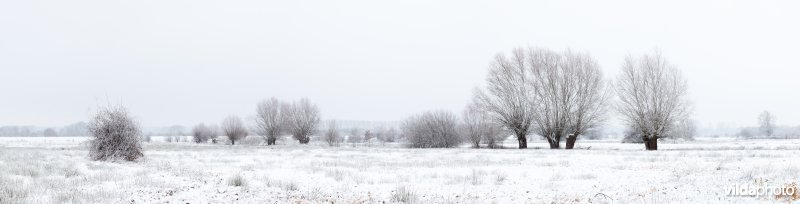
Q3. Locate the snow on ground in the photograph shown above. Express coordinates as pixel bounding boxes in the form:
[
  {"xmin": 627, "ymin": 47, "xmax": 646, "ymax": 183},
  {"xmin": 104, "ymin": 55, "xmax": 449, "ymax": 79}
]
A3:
[{"xmin": 1, "ymin": 137, "xmax": 799, "ymax": 203}]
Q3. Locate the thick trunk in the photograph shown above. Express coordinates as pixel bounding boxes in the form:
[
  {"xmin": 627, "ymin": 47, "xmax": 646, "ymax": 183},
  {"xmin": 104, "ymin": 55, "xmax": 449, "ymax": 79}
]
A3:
[
  {"xmin": 643, "ymin": 134, "xmax": 658, "ymax": 150},
  {"xmin": 546, "ymin": 136, "xmax": 559, "ymax": 149},
  {"xmin": 647, "ymin": 137, "xmax": 658, "ymax": 150},
  {"xmin": 565, "ymin": 133, "xmax": 577, "ymax": 149},
  {"xmin": 231, "ymin": 140, "xmax": 235, "ymax": 145},
  {"xmin": 267, "ymin": 137, "xmax": 276, "ymax": 145},
  {"xmin": 517, "ymin": 134, "xmax": 527, "ymax": 149},
  {"xmin": 549, "ymin": 132, "xmax": 562, "ymax": 149},
  {"xmin": 299, "ymin": 136, "xmax": 310, "ymax": 144}
]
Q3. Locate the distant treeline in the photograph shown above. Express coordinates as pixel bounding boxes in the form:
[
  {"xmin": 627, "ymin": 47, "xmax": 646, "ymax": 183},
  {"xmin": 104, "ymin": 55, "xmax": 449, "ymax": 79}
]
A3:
[{"xmin": 0, "ymin": 122, "xmax": 87, "ymax": 137}]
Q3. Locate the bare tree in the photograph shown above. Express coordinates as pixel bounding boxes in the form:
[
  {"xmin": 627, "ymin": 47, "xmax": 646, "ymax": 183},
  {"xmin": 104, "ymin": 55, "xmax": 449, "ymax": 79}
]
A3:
[
  {"xmin": 758, "ymin": 110, "xmax": 776, "ymax": 138},
  {"xmin": 88, "ymin": 105, "xmax": 143, "ymax": 161},
  {"xmin": 192, "ymin": 123, "xmax": 214, "ymax": 143},
  {"xmin": 522, "ymin": 48, "xmax": 611, "ymax": 149},
  {"xmin": 463, "ymin": 103, "xmax": 507, "ymax": 149},
  {"xmin": 222, "ymin": 116, "xmax": 247, "ymax": 145},
  {"xmin": 285, "ymin": 98, "xmax": 321, "ymax": 144},
  {"xmin": 403, "ymin": 110, "xmax": 461, "ymax": 148},
  {"xmin": 323, "ymin": 120, "xmax": 342, "ymax": 146},
  {"xmin": 473, "ymin": 48, "xmax": 536, "ymax": 149},
  {"xmin": 615, "ymin": 51, "xmax": 691, "ymax": 150},
  {"xmin": 561, "ymin": 51, "xmax": 610, "ymax": 149},
  {"xmin": 461, "ymin": 104, "xmax": 486, "ymax": 148},
  {"xmin": 525, "ymin": 48, "xmax": 567, "ymax": 149},
  {"xmin": 255, "ymin": 97, "xmax": 286, "ymax": 145}
]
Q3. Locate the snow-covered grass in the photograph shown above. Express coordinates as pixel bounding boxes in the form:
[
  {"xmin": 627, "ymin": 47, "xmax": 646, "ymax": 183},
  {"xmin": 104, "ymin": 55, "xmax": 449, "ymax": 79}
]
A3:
[{"xmin": 1, "ymin": 137, "xmax": 799, "ymax": 203}]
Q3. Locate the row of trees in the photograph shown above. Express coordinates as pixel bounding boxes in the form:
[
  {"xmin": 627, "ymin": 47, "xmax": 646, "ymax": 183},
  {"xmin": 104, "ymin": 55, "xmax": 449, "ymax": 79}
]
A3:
[
  {"xmin": 471, "ymin": 48, "xmax": 612, "ymax": 149},
  {"xmin": 0, "ymin": 122, "xmax": 87, "ymax": 137},
  {"xmin": 87, "ymin": 47, "xmax": 693, "ymax": 163},
  {"xmin": 471, "ymin": 47, "xmax": 691, "ymax": 150},
  {"xmin": 189, "ymin": 98, "xmax": 322, "ymax": 146}
]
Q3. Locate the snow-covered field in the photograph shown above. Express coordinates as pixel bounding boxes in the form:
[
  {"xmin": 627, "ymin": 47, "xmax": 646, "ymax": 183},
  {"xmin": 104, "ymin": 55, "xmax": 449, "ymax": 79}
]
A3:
[{"xmin": 1, "ymin": 137, "xmax": 799, "ymax": 203}]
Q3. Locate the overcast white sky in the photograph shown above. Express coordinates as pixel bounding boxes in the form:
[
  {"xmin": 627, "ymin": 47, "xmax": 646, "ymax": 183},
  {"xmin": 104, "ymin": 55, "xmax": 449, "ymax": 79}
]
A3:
[{"xmin": 1, "ymin": 0, "xmax": 798, "ymax": 129}]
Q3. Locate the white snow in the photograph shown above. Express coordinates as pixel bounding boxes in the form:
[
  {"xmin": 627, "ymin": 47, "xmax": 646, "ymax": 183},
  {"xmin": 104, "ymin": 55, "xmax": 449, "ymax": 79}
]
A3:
[{"xmin": 1, "ymin": 137, "xmax": 799, "ymax": 203}]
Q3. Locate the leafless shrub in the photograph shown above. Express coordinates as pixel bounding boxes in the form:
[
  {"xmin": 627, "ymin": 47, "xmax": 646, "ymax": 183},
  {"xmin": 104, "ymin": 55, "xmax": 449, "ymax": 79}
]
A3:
[
  {"xmin": 207, "ymin": 125, "xmax": 219, "ymax": 143},
  {"xmin": 461, "ymin": 104, "xmax": 507, "ymax": 148},
  {"xmin": 284, "ymin": 98, "xmax": 321, "ymax": 144},
  {"xmin": 221, "ymin": 116, "xmax": 247, "ymax": 145},
  {"xmin": 192, "ymin": 123, "xmax": 215, "ymax": 143},
  {"xmin": 403, "ymin": 110, "xmax": 461, "ymax": 148},
  {"xmin": 483, "ymin": 123, "xmax": 506, "ymax": 149},
  {"xmin": 381, "ymin": 127, "xmax": 398, "ymax": 143},
  {"xmin": 228, "ymin": 173, "xmax": 246, "ymax": 187},
  {"xmin": 390, "ymin": 186, "xmax": 418, "ymax": 203},
  {"xmin": 364, "ymin": 130, "xmax": 375, "ymax": 144},
  {"xmin": 615, "ymin": 51, "xmax": 691, "ymax": 150},
  {"xmin": 347, "ymin": 128, "xmax": 363, "ymax": 143},
  {"xmin": 668, "ymin": 118, "xmax": 696, "ymax": 140},
  {"xmin": 88, "ymin": 105, "xmax": 143, "ymax": 161},
  {"xmin": 323, "ymin": 120, "xmax": 342, "ymax": 146}
]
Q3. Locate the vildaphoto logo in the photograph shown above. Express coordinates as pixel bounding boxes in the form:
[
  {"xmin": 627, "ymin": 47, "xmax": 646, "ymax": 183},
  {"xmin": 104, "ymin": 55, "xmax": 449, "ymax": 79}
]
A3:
[{"xmin": 726, "ymin": 183, "xmax": 796, "ymax": 197}]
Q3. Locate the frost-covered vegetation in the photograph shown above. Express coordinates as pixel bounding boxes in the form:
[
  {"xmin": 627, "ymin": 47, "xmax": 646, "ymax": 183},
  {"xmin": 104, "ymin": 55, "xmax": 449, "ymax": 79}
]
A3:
[{"xmin": 1, "ymin": 137, "xmax": 799, "ymax": 203}]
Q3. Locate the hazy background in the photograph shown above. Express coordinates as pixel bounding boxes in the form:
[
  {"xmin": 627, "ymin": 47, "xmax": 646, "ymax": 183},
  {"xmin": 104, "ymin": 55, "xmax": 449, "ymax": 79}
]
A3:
[{"xmin": 1, "ymin": 0, "xmax": 798, "ymax": 132}]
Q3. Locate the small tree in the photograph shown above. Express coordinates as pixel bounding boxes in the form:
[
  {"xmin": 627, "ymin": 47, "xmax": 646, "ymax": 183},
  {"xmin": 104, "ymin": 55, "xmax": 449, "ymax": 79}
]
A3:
[
  {"xmin": 88, "ymin": 105, "xmax": 143, "ymax": 161},
  {"xmin": 192, "ymin": 123, "xmax": 215, "ymax": 143},
  {"xmin": 463, "ymin": 103, "xmax": 507, "ymax": 148},
  {"xmin": 758, "ymin": 111, "xmax": 776, "ymax": 138},
  {"xmin": 403, "ymin": 110, "xmax": 461, "ymax": 148},
  {"xmin": 222, "ymin": 116, "xmax": 247, "ymax": 145},
  {"xmin": 462, "ymin": 104, "xmax": 485, "ymax": 148},
  {"xmin": 323, "ymin": 120, "xmax": 342, "ymax": 146}
]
